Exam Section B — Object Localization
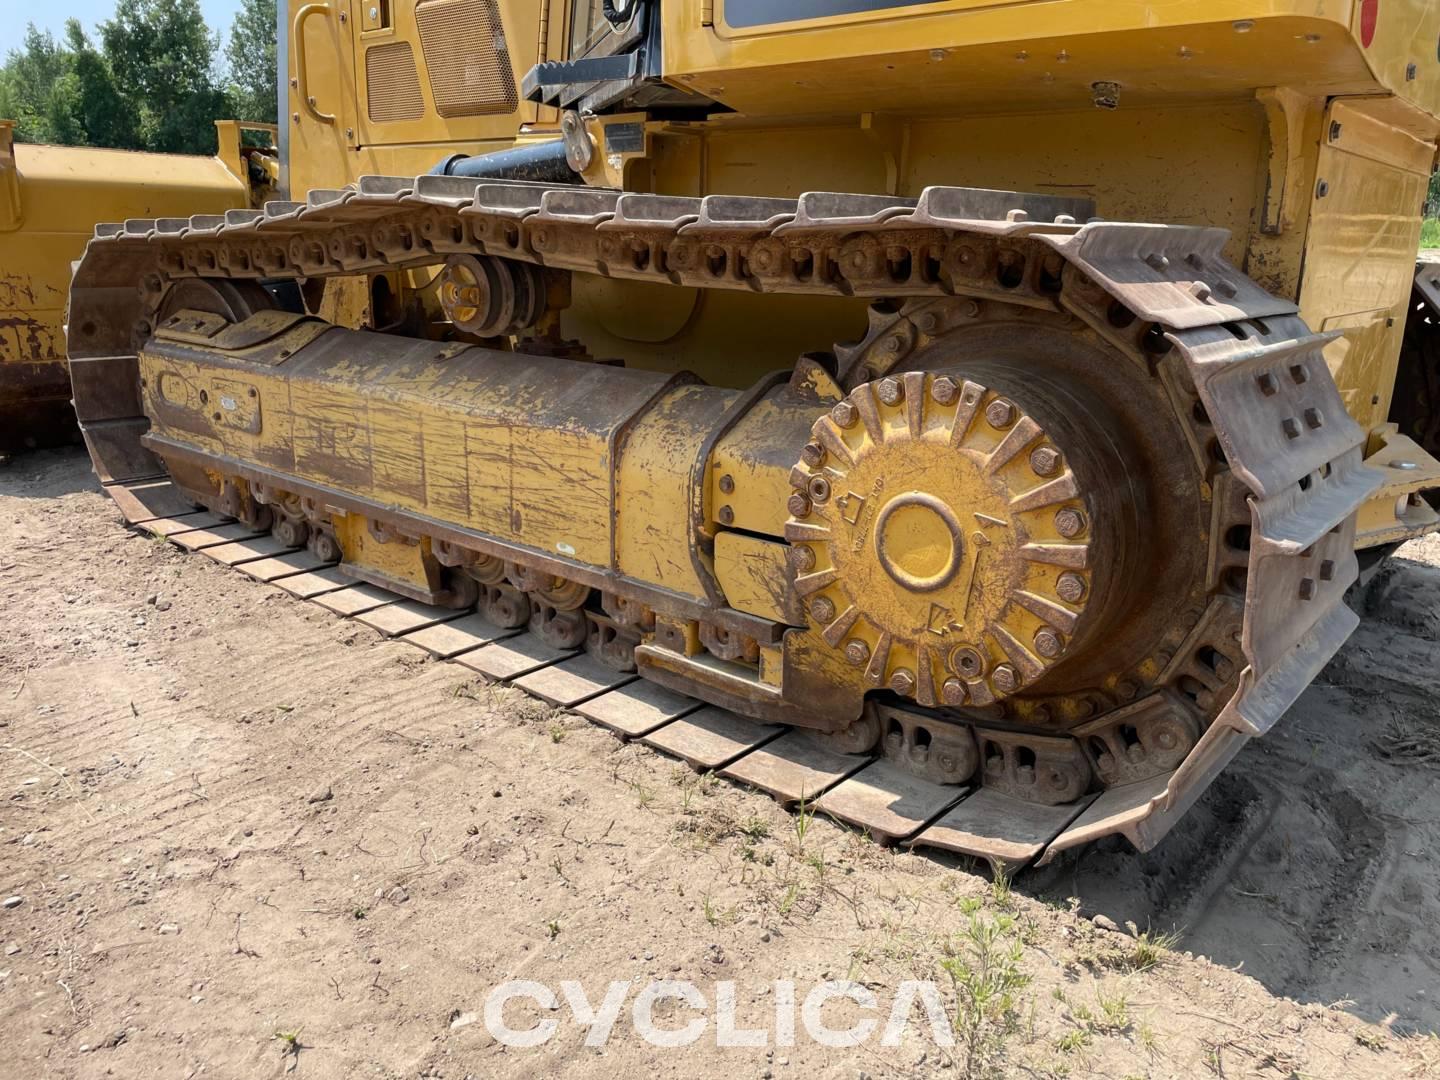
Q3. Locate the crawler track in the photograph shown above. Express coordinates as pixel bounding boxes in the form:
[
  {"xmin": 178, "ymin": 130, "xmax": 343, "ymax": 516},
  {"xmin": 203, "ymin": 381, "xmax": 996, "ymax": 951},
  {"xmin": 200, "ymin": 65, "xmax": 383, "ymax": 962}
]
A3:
[{"xmin": 69, "ymin": 177, "xmax": 1383, "ymax": 859}]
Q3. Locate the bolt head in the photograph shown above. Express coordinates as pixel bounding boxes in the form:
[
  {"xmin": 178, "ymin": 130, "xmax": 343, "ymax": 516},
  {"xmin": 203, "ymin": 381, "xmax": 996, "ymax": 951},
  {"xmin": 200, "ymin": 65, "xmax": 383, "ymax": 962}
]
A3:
[
  {"xmin": 888, "ymin": 668, "xmax": 916, "ymax": 696},
  {"xmin": 787, "ymin": 493, "xmax": 812, "ymax": 518},
  {"xmin": 800, "ymin": 442, "xmax": 826, "ymax": 467},
  {"xmin": 876, "ymin": 377, "xmax": 904, "ymax": 406},
  {"xmin": 941, "ymin": 678, "xmax": 966, "ymax": 706},
  {"xmin": 949, "ymin": 645, "xmax": 985, "ymax": 678},
  {"xmin": 1115, "ymin": 678, "xmax": 1139, "ymax": 701},
  {"xmin": 718, "ymin": 473, "xmax": 735, "ymax": 494},
  {"xmin": 806, "ymin": 475, "xmax": 831, "ymax": 503},
  {"xmin": 1054, "ymin": 508, "xmax": 1085, "ymax": 538},
  {"xmin": 1029, "ymin": 446, "xmax": 1060, "ymax": 476},
  {"xmin": 809, "ymin": 596, "xmax": 836, "ymax": 624},
  {"xmin": 991, "ymin": 664, "xmax": 1019, "ymax": 693},
  {"xmin": 1034, "ymin": 629, "xmax": 1064, "ymax": 658},
  {"xmin": 790, "ymin": 545, "xmax": 816, "ymax": 572},
  {"xmin": 984, "ymin": 398, "xmax": 1016, "ymax": 429},
  {"xmin": 831, "ymin": 401, "xmax": 858, "ymax": 428},
  {"xmin": 930, "ymin": 376, "xmax": 959, "ymax": 406},
  {"xmin": 844, "ymin": 639, "xmax": 871, "ymax": 667},
  {"xmin": 1298, "ymin": 577, "xmax": 1317, "ymax": 601},
  {"xmin": 1056, "ymin": 572, "xmax": 1086, "ymax": 603}
]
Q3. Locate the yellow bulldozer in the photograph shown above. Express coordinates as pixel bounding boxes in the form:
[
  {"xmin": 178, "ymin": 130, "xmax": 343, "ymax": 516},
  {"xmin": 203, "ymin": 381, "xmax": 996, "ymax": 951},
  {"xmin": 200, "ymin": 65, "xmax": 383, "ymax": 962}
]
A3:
[
  {"xmin": 0, "ymin": 120, "xmax": 276, "ymax": 454},
  {"xmin": 64, "ymin": 0, "xmax": 1440, "ymax": 865}
]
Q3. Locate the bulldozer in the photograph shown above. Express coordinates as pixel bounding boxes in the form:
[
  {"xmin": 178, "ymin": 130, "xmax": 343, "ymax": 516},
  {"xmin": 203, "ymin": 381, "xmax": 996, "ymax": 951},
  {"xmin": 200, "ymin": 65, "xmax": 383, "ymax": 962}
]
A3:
[
  {"xmin": 64, "ymin": 0, "xmax": 1440, "ymax": 865},
  {"xmin": 0, "ymin": 120, "xmax": 277, "ymax": 454}
]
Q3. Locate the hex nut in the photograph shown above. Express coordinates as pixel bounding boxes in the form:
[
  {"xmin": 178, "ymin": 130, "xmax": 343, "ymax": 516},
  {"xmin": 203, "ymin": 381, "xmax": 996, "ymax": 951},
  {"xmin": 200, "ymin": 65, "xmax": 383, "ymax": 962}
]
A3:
[
  {"xmin": 1029, "ymin": 446, "xmax": 1060, "ymax": 476},
  {"xmin": 1034, "ymin": 628, "xmax": 1063, "ymax": 658},
  {"xmin": 985, "ymin": 398, "xmax": 1016, "ymax": 429},
  {"xmin": 1054, "ymin": 509, "xmax": 1085, "ymax": 538},
  {"xmin": 1056, "ymin": 572, "xmax": 1086, "ymax": 603}
]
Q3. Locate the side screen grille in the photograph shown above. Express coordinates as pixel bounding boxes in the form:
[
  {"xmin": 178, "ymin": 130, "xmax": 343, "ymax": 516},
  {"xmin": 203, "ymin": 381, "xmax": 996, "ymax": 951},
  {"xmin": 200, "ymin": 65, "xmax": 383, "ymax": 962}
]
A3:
[
  {"xmin": 416, "ymin": 0, "xmax": 518, "ymax": 117},
  {"xmin": 366, "ymin": 42, "xmax": 426, "ymax": 123}
]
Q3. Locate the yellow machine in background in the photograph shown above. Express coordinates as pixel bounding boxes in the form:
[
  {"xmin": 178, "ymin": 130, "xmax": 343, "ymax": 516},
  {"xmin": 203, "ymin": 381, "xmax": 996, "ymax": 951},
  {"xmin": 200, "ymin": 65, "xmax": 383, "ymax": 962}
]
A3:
[
  {"xmin": 0, "ymin": 121, "xmax": 274, "ymax": 453},
  {"xmin": 65, "ymin": 0, "xmax": 1440, "ymax": 863}
]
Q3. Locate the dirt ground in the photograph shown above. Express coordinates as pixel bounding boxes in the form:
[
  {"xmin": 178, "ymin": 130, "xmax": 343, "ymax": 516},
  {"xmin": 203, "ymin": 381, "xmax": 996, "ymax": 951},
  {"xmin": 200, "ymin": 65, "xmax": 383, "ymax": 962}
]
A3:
[{"xmin": 3, "ymin": 446, "xmax": 1439, "ymax": 1079}]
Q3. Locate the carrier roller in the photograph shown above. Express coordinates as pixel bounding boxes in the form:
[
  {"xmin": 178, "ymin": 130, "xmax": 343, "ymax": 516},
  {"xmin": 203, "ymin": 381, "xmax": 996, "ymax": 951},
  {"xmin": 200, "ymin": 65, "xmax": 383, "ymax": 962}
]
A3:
[{"xmin": 66, "ymin": 177, "xmax": 1382, "ymax": 863}]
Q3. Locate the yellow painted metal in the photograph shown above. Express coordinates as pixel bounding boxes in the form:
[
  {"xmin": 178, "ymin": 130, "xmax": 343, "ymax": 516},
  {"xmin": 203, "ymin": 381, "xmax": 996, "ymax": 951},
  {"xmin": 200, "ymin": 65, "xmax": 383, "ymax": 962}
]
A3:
[
  {"xmin": 271, "ymin": 0, "xmax": 1440, "ymax": 555},
  {"xmin": 1299, "ymin": 98, "xmax": 1435, "ymax": 432},
  {"xmin": 614, "ymin": 381, "xmax": 737, "ymax": 601},
  {"xmin": 710, "ymin": 390, "xmax": 819, "ymax": 536},
  {"xmin": 1354, "ymin": 426, "xmax": 1440, "ymax": 547},
  {"xmin": 139, "ymin": 315, "xmax": 755, "ymax": 600},
  {"xmin": 0, "ymin": 121, "xmax": 248, "ymax": 448},
  {"xmin": 713, "ymin": 531, "xmax": 795, "ymax": 623},
  {"xmin": 664, "ymin": 3, "xmax": 1380, "ymax": 117},
  {"xmin": 1353, "ymin": 0, "xmax": 1440, "ymax": 118},
  {"xmin": 332, "ymin": 511, "xmax": 442, "ymax": 592}
]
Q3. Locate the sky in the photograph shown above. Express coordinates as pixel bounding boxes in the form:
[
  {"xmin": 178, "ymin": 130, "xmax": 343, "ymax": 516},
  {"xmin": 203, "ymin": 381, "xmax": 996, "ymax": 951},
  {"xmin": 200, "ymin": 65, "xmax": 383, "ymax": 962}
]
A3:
[{"xmin": 0, "ymin": 0, "xmax": 249, "ymax": 60}]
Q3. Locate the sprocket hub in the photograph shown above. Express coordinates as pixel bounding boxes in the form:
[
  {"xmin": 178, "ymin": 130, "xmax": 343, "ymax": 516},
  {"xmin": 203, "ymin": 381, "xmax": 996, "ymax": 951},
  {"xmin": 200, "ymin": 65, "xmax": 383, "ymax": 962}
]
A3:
[{"xmin": 790, "ymin": 368, "xmax": 1118, "ymax": 708}]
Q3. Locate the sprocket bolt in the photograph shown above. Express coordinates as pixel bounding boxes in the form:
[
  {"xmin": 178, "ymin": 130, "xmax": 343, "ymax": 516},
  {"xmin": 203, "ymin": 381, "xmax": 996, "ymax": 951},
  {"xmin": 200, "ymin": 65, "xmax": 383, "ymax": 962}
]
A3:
[
  {"xmin": 844, "ymin": 639, "xmax": 870, "ymax": 666},
  {"xmin": 941, "ymin": 678, "xmax": 966, "ymax": 705},
  {"xmin": 800, "ymin": 442, "xmax": 826, "ymax": 467},
  {"xmin": 949, "ymin": 645, "xmax": 985, "ymax": 678},
  {"xmin": 930, "ymin": 376, "xmax": 959, "ymax": 406},
  {"xmin": 1029, "ymin": 446, "xmax": 1060, "ymax": 476},
  {"xmin": 831, "ymin": 401, "xmax": 858, "ymax": 428},
  {"xmin": 1054, "ymin": 509, "xmax": 1086, "ymax": 537},
  {"xmin": 807, "ymin": 475, "xmax": 831, "ymax": 503},
  {"xmin": 876, "ymin": 378, "xmax": 904, "ymax": 406},
  {"xmin": 1056, "ymin": 572, "xmax": 1086, "ymax": 603},
  {"xmin": 787, "ymin": 493, "xmax": 812, "ymax": 518},
  {"xmin": 790, "ymin": 545, "xmax": 816, "ymax": 572},
  {"xmin": 809, "ymin": 596, "xmax": 836, "ymax": 623},
  {"xmin": 1034, "ymin": 628, "xmax": 1064, "ymax": 658},
  {"xmin": 992, "ymin": 664, "xmax": 1019, "ymax": 693},
  {"xmin": 888, "ymin": 669, "xmax": 916, "ymax": 696},
  {"xmin": 985, "ymin": 398, "xmax": 1016, "ymax": 429}
]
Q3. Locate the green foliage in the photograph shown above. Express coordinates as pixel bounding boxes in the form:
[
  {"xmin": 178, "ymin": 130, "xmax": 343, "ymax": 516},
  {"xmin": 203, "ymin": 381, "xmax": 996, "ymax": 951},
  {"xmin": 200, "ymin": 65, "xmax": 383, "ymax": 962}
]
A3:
[
  {"xmin": 101, "ymin": 0, "xmax": 229, "ymax": 153},
  {"xmin": 940, "ymin": 900, "xmax": 1033, "ymax": 1078},
  {"xmin": 1421, "ymin": 218, "xmax": 1440, "ymax": 251},
  {"xmin": 227, "ymin": 0, "xmax": 278, "ymax": 125},
  {"xmin": 1, "ymin": 0, "xmax": 279, "ymax": 152}
]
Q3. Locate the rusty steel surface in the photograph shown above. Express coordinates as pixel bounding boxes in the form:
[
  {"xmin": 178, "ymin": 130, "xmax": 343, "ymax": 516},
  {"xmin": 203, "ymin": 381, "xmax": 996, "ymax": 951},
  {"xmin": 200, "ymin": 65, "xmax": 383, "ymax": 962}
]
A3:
[{"xmin": 66, "ymin": 179, "xmax": 1382, "ymax": 859}]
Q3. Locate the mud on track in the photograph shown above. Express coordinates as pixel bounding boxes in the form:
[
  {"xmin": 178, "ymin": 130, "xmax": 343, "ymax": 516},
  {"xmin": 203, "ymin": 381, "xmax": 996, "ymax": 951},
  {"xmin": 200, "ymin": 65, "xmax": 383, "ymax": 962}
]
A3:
[{"xmin": 2, "ymin": 447, "xmax": 1438, "ymax": 1078}]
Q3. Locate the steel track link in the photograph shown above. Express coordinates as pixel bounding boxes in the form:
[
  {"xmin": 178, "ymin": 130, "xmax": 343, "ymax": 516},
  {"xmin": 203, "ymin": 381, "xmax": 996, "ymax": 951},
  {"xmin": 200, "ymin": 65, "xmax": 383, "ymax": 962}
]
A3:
[{"xmin": 70, "ymin": 177, "xmax": 1385, "ymax": 859}]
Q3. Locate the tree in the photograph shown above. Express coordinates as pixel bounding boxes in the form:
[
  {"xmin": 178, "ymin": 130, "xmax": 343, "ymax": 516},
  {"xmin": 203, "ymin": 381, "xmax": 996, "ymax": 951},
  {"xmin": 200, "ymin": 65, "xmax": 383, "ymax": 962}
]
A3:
[
  {"xmin": 64, "ymin": 20, "xmax": 141, "ymax": 150},
  {"xmin": 0, "ymin": 26, "xmax": 84, "ymax": 146},
  {"xmin": 100, "ymin": 0, "xmax": 230, "ymax": 154},
  {"xmin": 226, "ymin": 0, "xmax": 277, "ymax": 125}
]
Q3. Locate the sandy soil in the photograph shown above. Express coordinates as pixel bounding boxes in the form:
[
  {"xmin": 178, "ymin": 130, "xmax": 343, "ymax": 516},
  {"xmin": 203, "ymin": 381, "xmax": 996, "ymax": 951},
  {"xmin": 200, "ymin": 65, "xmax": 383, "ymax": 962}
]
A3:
[{"xmin": 2, "ymin": 446, "xmax": 1439, "ymax": 1079}]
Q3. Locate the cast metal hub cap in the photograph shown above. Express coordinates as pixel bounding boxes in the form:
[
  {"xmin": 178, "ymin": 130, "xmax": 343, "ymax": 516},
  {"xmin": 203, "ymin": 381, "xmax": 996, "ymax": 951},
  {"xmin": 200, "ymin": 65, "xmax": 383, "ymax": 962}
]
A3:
[{"xmin": 787, "ymin": 370, "xmax": 1098, "ymax": 708}]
